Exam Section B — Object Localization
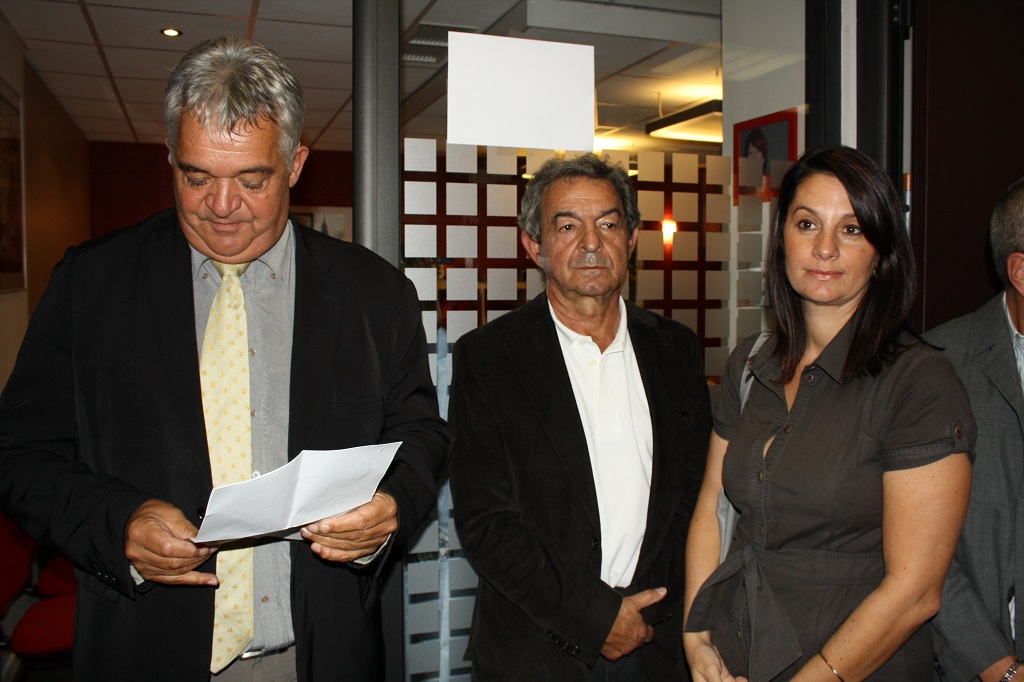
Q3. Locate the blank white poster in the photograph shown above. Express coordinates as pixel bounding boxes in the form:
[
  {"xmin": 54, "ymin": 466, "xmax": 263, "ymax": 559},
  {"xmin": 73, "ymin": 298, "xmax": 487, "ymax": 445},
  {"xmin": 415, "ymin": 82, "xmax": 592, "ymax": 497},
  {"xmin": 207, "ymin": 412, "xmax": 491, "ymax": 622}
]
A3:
[{"xmin": 448, "ymin": 32, "xmax": 594, "ymax": 151}]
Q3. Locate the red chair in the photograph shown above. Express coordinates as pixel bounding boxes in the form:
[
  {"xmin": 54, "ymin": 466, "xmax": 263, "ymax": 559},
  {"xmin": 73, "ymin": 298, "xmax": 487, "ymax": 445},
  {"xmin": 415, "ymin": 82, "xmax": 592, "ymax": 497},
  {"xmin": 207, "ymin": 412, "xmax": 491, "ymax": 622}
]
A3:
[
  {"xmin": 0, "ymin": 515, "xmax": 35, "ymax": 647},
  {"xmin": 0, "ymin": 516, "xmax": 77, "ymax": 678},
  {"xmin": 10, "ymin": 593, "xmax": 76, "ymax": 657},
  {"xmin": 36, "ymin": 555, "xmax": 76, "ymax": 598}
]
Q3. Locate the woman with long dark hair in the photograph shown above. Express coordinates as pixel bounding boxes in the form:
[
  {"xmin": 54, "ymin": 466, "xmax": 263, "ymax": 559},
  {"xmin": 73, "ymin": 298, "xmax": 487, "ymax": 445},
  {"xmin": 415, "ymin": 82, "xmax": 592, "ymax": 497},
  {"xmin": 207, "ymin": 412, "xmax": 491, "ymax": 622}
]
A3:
[{"xmin": 683, "ymin": 146, "xmax": 975, "ymax": 681}]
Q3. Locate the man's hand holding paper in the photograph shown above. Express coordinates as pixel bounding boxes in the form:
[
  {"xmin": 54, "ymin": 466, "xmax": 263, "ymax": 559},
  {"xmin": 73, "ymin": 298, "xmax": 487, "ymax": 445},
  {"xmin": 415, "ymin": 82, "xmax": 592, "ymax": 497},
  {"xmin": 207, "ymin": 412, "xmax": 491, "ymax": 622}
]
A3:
[
  {"xmin": 193, "ymin": 442, "xmax": 401, "ymax": 547},
  {"xmin": 301, "ymin": 490, "xmax": 398, "ymax": 563},
  {"xmin": 126, "ymin": 499, "xmax": 218, "ymax": 586}
]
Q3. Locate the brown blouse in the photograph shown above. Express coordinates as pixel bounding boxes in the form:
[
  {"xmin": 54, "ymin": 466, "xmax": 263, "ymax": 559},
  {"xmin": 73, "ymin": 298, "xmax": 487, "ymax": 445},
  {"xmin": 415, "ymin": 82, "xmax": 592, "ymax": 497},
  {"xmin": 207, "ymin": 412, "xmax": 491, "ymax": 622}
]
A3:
[{"xmin": 686, "ymin": 320, "xmax": 976, "ymax": 682}]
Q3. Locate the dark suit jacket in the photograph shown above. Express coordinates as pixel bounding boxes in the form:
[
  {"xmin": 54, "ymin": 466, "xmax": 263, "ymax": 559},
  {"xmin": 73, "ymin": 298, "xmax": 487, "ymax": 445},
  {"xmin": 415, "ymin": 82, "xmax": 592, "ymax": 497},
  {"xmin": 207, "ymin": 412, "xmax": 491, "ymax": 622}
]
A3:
[
  {"xmin": 928, "ymin": 294, "xmax": 1024, "ymax": 681},
  {"xmin": 449, "ymin": 293, "xmax": 710, "ymax": 681},
  {"xmin": 0, "ymin": 209, "xmax": 451, "ymax": 681}
]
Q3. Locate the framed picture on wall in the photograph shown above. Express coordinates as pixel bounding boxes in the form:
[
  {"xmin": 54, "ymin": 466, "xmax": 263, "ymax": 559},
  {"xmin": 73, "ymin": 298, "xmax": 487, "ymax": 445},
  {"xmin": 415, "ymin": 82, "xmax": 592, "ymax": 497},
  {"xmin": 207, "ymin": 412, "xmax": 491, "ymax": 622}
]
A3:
[
  {"xmin": 733, "ymin": 108, "xmax": 798, "ymax": 203},
  {"xmin": 0, "ymin": 79, "xmax": 24, "ymax": 293}
]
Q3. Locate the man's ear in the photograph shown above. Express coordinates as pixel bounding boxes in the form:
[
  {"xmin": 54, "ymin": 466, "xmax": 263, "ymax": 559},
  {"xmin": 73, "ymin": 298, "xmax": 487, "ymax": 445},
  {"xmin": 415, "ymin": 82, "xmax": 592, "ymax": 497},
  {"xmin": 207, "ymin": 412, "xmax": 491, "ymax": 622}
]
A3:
[
  {"xmin": 289, "ymin": 146, "xmax": 310, "ymax": 187},
  {"xmin": 520, "ymin": 230, "xmax": 543, "ymax": 268},
  {"xmin": 1008, "ymin": 252, "xmax": 1024, "ymax": 300}
]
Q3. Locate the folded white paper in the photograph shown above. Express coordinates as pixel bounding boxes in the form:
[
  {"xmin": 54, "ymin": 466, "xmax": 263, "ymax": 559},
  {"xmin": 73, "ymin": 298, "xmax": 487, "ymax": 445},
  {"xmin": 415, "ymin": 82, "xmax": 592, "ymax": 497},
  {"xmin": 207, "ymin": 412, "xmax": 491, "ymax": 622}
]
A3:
[{"xmin": 193, "ymin": 442, "xmax": 400, "ymax": 544}]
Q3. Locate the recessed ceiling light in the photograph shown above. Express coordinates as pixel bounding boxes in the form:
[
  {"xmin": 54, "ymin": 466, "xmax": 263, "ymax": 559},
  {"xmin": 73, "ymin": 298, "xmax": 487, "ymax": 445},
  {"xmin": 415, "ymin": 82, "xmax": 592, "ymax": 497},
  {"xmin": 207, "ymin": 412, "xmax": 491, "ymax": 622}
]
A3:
[{"xmin": 161, "ymin": 28, "xmax": 181, "ymax": 37}]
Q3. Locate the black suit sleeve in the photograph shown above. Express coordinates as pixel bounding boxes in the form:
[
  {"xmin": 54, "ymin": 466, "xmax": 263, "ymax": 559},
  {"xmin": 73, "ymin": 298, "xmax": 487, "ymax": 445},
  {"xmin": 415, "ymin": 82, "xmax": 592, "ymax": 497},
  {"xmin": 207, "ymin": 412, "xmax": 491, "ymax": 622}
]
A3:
[
  {"xmin": 375, "ymin": 278, "xmax": 453, "ymax": 551},
  {"xmin": 0, "ymin": 248, "xmax": 151, "ymax": 597}
]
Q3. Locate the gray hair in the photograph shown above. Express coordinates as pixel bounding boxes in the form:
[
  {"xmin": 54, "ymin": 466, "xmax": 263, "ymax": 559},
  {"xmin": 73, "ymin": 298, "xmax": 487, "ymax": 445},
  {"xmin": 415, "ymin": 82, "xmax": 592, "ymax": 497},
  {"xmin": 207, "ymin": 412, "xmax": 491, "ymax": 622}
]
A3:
[
  {"xmin": 990, "ymin": 176, "xmax": 1024, "ymax": 288},
  {"xmin": 518, "ymin": 153, "xmax": 640, "ymax": 241},
  {"xmin": 164, "ymin": 36, "xmax": 304, "ymax": 162}
]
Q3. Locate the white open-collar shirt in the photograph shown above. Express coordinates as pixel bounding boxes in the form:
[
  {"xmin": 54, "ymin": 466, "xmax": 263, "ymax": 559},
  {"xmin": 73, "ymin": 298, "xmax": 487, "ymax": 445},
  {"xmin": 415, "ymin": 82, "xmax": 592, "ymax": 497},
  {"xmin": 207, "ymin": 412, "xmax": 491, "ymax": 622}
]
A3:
[{"xmin": 550, "ymin": 297, "xmax": 653, "ymax": 588}]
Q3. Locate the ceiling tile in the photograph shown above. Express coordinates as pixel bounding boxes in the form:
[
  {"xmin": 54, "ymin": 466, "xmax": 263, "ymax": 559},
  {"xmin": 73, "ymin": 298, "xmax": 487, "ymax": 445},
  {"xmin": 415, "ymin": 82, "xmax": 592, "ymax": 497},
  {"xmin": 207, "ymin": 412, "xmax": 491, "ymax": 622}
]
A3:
[
  {"xmin": 321, "ymin": 110, "xmax": 353, "ymax": 130},
  {"xmin": 257, "ymin": 0, "xmax": 352, "ymax": 26},
  {"xmin": 125, "ymin": 101, "xmax": 163, "ymax": 120},
  {"xmin": 75, "ymin": 115, "xmax": 132, "ymax": 134},
  {"xmin": 419, "ymin": 0, "xmax": 519, "ymax": 32},
  {"xmin": 85, "ymin": 0, "xmax": 251, "ymax": 13},
  {"xmin": 0, "ymin": 0, "xmax": 92, "ymax": 42},
  {"xmin": 400, "ymin": 63, "xmax": 438, "ymax": 97},
  {"xmin": 130, "ymin": 117, "xmax": 165, "ymax": 138},
  {"xmin": 22, "ymin": 39, "xmax": 105, "ymax": 76},
  {"xmin": 116, "ymin": 78, "xmax": 166, "ymax": 103},
  {"xmin": 287, "ymin": 58, "xmax": 353, "ymax": 91},
  {"xmin": 251, "ymin": 22, "xmax": 353, "ymax": 63},
  {"xmin": 87, "ymin": 7, "xmax": 247, "ymax": 48},
  {"xmin": 58, "ymin": 96, "xmax": 126, "ymax": 119},
  {"xmin": 40, "ymin": 72, "xmax": 116, "ymax": 99},
  {"xmin": 303, "ymin": 87, "xmax": 351, "ymax": 113},
  {"xmin": 517, "ymin": 26, "xmax": 669, "ymax": 76},
  {"xmin": 104, "ymin": 46, "xmax": 186, "ymax": 80}
]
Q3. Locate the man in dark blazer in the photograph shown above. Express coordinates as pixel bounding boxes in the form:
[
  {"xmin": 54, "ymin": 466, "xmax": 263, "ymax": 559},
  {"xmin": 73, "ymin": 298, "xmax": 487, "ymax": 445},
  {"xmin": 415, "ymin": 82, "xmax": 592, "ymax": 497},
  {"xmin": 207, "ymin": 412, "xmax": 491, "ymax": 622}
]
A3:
[
  {"xmin": 0, "ymin": 38, "xmax": 449, "ymax": 680},
  {"xmin": 930, "ymin": 177, "xmax": 1024, "ymax": 682},
  {"xmin": 449, "ymin": 154, "xmax": 710, "ymax": 680}
]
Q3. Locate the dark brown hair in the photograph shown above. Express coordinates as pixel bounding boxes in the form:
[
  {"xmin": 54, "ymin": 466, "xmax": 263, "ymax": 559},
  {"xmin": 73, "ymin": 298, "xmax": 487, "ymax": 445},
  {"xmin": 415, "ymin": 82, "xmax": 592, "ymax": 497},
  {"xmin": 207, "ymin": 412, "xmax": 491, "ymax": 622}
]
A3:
[{"xmin": 765, "ymin": 146, "xmax": 915, "ymax": 382}]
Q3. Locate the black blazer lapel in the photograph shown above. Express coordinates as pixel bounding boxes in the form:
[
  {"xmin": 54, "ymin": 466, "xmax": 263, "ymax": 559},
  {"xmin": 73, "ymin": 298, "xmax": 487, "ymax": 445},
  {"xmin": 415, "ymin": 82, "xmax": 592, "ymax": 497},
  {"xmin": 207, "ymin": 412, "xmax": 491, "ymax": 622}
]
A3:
[
  {"xmin": 974, "ymin": 296, "xmax": 1024, "ymax": 424},
  {"xmin": 139, "ymin": 215, "xmax": 211, "ymax": 489},
  {"xmin": 287, "ymin": 225, "xmax": 347, "ymax": 461},
  {"xmin": 627, "ymin": 305, "xmax": 678, "ymax": 575},
  {"xmin": 505, "ymin": 295, "xmax": 602, "ymax": 537}
]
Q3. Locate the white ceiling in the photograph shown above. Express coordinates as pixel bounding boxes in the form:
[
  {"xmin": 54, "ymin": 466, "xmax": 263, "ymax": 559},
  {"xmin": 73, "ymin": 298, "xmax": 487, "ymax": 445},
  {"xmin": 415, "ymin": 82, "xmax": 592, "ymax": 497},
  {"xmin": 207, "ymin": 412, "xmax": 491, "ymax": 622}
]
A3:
[{"xmin": 0, "ymin": 0, "xmax": 723, "ymax": 153}]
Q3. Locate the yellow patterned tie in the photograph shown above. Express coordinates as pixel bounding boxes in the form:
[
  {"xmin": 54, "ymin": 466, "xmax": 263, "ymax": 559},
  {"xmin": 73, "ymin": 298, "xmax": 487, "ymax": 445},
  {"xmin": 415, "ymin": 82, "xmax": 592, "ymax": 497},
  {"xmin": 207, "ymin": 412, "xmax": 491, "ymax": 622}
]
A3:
[{"xmin": 200, "ymin": 261, "xmax": 255, "ymax": 673}]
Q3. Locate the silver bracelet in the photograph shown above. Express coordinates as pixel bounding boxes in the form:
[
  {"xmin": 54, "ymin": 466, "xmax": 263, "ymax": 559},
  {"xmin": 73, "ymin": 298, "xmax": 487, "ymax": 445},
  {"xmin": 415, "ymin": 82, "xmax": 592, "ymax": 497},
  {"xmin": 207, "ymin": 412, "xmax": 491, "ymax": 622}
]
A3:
[{"xmin": 1001, "ymin": 657, "xmax": 1024, "ymax": 682}]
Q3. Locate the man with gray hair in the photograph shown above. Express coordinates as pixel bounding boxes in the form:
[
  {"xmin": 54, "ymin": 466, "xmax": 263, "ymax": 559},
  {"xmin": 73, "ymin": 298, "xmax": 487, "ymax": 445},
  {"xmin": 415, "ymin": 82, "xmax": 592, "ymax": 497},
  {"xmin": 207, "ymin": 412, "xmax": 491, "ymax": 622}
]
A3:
[
  {"xmin": 450, "ymin": 154, "xmax": 710, "ymax": 680},
  {"xmin": 0, "ymin": 37, "xmax": 449, "ymax": 680},
  {"xmin": 930, "ymin": 178, "xmax": 1024, "ymax": 682}
]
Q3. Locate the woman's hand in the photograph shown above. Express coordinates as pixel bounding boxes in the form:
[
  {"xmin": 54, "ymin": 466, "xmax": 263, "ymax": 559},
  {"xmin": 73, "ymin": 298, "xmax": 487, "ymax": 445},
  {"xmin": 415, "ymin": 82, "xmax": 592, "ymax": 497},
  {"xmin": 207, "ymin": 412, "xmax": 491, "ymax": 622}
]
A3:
[{"xmin": 684, "ymin": 631, "xmax": 748, "ymax": 682}]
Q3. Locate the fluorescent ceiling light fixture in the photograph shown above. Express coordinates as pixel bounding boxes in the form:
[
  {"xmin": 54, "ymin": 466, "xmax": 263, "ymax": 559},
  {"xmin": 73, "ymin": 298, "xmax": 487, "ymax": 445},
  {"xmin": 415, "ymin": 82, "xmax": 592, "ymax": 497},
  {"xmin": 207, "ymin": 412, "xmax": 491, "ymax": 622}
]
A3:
[
  {"xmin": 646, "ymin": 99, "xmax": 723, "ymax": 143},
  {"xmin": 161, "ymin": 28, "xmax": 181, "ymax": 37}
]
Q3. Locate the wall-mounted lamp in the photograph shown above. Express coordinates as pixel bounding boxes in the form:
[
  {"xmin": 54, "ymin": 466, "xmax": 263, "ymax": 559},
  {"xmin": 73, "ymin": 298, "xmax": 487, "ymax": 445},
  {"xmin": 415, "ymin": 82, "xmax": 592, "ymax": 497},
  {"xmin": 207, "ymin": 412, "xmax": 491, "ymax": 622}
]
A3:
[
  {"xmin": 661, "ymin": 219, "xmax": 677, "ymax": 245},
  {"xmin": 646, "ymin": 99, "xmax": 723, "ymax": 143}
]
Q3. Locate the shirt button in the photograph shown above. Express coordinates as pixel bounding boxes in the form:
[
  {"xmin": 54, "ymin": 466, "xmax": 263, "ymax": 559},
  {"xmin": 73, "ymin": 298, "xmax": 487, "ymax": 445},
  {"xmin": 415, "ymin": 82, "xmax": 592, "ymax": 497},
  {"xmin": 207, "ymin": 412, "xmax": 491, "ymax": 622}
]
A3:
[
  {"xmin": 782, "ymin": 424, "xmax": 792, "ymax": 434},
  {"xmin": 953, "ymin": 426, "xmax": 963, "ymax": 438},
  {"xmin": 735, "ymin": 628, "xmax": 743, "ymax": 639},
  {"xmin": 250, "ymin": 409, "xmax": 257, "ymax": 417},
  {"xmin": 261, "ymin": 596, "xmax": 269, "ymax": 604},
  {"xmin": 249, "ymin": 348, "xmax": 257, "ymax": 357},
  {"xmin": 757, "ymin": 471, "xmax": 764, "ymax": 482},
  {"xmin": 804, "ymin": 374, "xmax": 814, "ymax": 383},
  {"xmin": 270, "ymin": 273, "xmax": 277, "ymax": 280},
  {"xmin": 591, "ymin": 537, "xmax": 600, "ymax": 550},
  {"xmin": 757, "ymin": 524, "xmax": 765, "ymax": 535}
]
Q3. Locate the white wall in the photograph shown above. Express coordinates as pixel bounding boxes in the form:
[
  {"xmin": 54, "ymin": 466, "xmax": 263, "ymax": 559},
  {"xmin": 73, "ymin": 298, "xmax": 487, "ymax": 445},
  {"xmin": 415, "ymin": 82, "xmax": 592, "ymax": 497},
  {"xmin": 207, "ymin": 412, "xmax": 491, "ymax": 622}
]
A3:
[
  {"xmin": 721, "ymin": 0, "xmax": 805, "ymax": 347},
  {"xmin": 722, "ymin": 0, "xmax": 806, "ymax": 153},
  {"xmin": 0, "ymin": 11, "xmax": 27, "ymax": 391}
]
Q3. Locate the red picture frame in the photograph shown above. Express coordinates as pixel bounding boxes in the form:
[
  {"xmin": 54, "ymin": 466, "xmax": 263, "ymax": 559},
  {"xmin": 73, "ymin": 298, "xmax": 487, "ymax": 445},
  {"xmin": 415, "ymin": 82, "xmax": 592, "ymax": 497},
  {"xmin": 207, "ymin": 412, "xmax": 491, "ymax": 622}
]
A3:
[{"xmin": 733, "ymin": 107, "xmax": 798, "ymax": 203}]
